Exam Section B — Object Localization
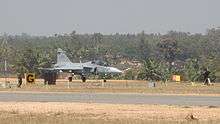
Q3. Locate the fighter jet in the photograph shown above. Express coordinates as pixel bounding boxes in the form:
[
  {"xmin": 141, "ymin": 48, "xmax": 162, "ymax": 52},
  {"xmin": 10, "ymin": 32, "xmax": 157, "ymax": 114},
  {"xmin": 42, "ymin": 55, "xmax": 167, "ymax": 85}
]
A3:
[{"xmin": 43, "ymin": 48, "xmax": 122, "ymax": 82}]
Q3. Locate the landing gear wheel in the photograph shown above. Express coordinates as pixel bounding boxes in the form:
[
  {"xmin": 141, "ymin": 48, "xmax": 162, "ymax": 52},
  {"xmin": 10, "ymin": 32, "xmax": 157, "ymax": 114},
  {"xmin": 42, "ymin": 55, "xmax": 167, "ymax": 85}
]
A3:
[
  {"xmin": 81, "ymin": 76, "xmax": 86, "ymax": 82},
  {"xmin": 103, "ymin": 79, "xmax": 107, "ymax": 82}
]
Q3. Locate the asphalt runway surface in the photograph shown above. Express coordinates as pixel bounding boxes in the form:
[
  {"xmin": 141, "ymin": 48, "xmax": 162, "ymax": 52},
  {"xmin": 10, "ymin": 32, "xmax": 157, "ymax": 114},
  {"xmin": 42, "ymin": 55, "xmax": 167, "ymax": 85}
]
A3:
[{"xmin": 0, "ymin": 92, "xmax": 219, "ymax": 106}]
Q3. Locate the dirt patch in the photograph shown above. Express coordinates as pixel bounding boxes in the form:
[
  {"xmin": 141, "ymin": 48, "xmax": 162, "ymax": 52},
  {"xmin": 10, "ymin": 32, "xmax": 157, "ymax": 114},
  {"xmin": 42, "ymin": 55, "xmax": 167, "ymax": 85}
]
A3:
[
  {"xmin": 0, "ymin": 102, "xmax": 219, "ymax": 121},
  {"xmin": 1, "ymin": 78, "xmax": 220, "ymax": 95}
]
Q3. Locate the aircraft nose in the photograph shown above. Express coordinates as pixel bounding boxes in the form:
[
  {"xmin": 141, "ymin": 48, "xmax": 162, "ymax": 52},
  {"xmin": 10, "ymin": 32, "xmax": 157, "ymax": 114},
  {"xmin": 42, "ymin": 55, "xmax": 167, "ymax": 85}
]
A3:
[{"xmin": 109, "ymin": 67, "xmax": 122, "ymax": 74}]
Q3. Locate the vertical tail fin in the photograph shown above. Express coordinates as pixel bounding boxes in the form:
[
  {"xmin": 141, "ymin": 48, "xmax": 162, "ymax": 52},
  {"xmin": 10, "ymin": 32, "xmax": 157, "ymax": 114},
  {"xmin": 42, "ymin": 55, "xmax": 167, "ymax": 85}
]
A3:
[{"xmin": 57, "ymin": 48, "xmax": 72, "ymax": 64}]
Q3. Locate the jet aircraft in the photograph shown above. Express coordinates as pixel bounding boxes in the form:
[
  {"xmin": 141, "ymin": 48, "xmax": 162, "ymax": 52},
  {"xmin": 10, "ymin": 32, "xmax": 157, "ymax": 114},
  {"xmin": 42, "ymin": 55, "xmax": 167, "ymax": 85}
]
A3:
[{"xmin": 42, "ymin": 48, "xmax": 122, "ymax": 82}]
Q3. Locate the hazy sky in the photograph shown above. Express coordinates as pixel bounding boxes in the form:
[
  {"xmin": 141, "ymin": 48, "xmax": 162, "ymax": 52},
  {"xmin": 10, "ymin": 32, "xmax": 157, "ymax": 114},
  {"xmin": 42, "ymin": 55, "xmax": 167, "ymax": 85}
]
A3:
[{"xmin": 0, "ymin": 0, "xmax": 220, "ymax": 35}]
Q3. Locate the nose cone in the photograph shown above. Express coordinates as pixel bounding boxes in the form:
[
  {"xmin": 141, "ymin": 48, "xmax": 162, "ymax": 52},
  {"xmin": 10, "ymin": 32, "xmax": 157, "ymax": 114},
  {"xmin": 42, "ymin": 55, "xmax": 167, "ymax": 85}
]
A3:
[{"xmin": 109, "ymin": 67, "xmax": 122, "ymax": 74}]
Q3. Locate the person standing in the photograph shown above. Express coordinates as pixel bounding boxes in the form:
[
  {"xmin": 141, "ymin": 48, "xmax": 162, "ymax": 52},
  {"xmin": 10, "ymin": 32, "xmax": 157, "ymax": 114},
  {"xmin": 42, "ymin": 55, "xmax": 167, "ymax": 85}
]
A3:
[
  {"xmin": 203, "ymin": 68, "xmax": 211, "ymax": 85},
  {"xmin": 68, "ymin": 73, "xmax": 73, "ymax": 82},
  {"xmin": 17, "ymin": 73, "xmax": 23, "ymax": 88},
  {"xmin": 68, "ymin": 73, "xmax": 73, "ymax": 88},
  {"xmin": 43, "ymin": 71, "xmax": 49, "ymax": 85}
]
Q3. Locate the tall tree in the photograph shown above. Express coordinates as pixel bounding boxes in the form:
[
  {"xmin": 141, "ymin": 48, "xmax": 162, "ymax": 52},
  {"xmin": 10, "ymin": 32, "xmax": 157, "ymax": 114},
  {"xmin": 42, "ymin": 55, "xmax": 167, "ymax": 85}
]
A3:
[{"xmin": 157, "ymin": 37, "xmax": 179, "ymax": 70}]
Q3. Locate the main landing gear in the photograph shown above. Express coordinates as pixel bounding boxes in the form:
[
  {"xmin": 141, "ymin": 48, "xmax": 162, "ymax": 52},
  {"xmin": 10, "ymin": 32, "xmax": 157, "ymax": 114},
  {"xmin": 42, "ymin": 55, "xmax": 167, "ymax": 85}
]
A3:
[{"xmin": 81, "ymin": 75, "xmax": 86, "ymax": 82}]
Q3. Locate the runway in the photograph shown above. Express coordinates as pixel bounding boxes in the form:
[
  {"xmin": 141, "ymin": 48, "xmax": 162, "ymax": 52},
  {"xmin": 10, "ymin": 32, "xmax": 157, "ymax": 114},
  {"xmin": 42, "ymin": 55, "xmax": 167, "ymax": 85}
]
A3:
[{"xmin": 0, "ymin": 92, "xmax": 219, "ymax": 106}]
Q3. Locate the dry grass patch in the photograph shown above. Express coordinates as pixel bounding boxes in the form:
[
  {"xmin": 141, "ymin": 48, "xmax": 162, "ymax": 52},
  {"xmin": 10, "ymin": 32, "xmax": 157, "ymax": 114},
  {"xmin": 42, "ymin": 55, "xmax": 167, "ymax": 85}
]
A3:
[
  {"xmin": 0, "ymin": 102, "xmax": 220, "ymax": 121},
  {"xmin": 1, "ymin": 78, "xmax": 220, "ymax": 95}
]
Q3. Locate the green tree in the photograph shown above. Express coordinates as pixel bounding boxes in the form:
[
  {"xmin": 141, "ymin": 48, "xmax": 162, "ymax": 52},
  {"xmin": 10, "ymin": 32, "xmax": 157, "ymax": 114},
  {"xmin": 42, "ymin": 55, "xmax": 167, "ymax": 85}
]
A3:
[
  {"xmin": 138, "ymin": 59, "xmax": 171, "ymax": 84},
  {"xmin": 184, "ymin": 59, "xmax": 201, "ymax": 82},
  {"xmin": 138, "ymin": 59, "xmax": 161, "ymax": 81},
  {"xmin": 124, "ymin": 69, "xmax": 136, "ymax": 80},
  {"xmin": 157, "ymin": 37, "xmax": 179, "ymax": 70}
]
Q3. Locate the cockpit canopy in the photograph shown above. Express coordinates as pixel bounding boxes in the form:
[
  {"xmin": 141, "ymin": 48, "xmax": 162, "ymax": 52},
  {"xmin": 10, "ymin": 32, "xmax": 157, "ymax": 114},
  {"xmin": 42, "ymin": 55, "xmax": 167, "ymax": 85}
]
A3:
[{"xmin": 91, "ymin": 60, "xmax": 108, "ymax": 66}]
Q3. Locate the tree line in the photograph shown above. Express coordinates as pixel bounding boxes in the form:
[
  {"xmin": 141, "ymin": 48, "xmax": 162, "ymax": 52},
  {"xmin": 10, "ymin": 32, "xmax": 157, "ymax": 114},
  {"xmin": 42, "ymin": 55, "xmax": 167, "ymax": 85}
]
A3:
[{"xmin": 0, "ymin": 28, "xmax": 220, "ymax": 82}]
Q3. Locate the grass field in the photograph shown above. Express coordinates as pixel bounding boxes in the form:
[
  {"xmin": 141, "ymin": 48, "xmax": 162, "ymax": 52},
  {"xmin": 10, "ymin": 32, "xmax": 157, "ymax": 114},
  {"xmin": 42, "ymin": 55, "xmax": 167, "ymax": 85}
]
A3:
[
  {"xmin": 0, "ymin": 78, "xmax": 220, "ymax": 124},
  {"xmin": 0, "ymin": 102, "xmax": 219, "ymax": 124},
  {"xmin": 1, "ymin": 113, "xmax": 219, "ymax": 124},
  {"xmin": 0, "ymin": 78, "xmax": 220, "ymax": 95}
]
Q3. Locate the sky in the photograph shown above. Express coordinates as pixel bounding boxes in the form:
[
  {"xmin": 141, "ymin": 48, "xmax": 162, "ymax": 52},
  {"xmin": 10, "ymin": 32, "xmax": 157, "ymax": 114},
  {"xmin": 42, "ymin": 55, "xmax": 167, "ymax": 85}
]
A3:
[{"xmin": 0, "ymin": 0, "xmax": 220, "ymax": 35}]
